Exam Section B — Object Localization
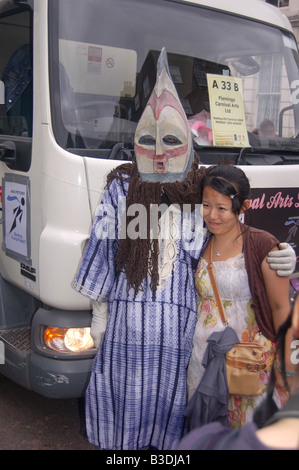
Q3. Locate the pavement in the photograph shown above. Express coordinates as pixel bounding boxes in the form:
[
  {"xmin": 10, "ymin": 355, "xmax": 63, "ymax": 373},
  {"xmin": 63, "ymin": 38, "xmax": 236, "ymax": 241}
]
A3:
[{"xmin": 0, "ymin": 373, "xmax": 97, "ymax": 450}]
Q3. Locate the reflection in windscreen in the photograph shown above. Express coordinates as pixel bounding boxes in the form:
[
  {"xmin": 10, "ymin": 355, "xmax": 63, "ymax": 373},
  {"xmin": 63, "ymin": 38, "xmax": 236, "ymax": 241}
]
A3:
[{"xmin": 51, "ymin": 0, "xmax": 299, "ymax": 160}]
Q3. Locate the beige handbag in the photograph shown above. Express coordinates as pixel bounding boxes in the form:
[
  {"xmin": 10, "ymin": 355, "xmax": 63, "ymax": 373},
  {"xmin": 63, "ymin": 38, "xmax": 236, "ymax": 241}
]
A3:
[{"xmin": 207, "ymin": 239, "xmax": 266, "ymax": 396}]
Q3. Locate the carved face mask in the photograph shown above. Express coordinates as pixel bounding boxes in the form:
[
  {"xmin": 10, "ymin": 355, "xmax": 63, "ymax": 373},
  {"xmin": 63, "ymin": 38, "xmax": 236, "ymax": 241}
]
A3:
[{"xmin": 134, "ymin": 48, "xmax": 193, "ymax": 183}]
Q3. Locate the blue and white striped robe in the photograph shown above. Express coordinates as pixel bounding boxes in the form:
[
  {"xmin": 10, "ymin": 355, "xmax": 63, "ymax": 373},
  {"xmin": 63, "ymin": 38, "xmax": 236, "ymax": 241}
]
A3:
[{"xmin": 73, "ymin": 176, "xmax": 208, "ymax": 450}]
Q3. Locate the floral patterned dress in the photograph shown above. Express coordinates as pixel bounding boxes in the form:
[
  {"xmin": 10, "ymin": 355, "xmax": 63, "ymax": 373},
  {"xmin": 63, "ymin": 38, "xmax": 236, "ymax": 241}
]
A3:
[{"xmin": 187, "ymin": 253, "xmax": 288, "ymax": 429}]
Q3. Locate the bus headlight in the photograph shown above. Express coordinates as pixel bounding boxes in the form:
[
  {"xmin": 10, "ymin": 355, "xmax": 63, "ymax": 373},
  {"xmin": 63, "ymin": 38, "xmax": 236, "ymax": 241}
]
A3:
[{"xmin": 44, "ymin": 327, "xmax": 94, "ymax": 353}]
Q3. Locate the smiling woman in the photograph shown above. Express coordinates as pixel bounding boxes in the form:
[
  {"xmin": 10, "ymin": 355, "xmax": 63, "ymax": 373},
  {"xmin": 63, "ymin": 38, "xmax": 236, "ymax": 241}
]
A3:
[
  {"xmin": 201, "ymin": 184, "xmax": 250, "ymax": 260},
  {"xmin": 186, "ymin": 163, "xmax": 292, "ymax": 430}
]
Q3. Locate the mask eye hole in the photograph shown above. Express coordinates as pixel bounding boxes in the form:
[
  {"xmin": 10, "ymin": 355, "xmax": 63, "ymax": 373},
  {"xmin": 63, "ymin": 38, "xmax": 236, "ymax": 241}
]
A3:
[
  {"xmin": 139, "ymin": 135, "xmax": 156, "ymax": 145},
  {"xmin": 163, "ymin": 135, "xmax": 182, "ymax": 145}
]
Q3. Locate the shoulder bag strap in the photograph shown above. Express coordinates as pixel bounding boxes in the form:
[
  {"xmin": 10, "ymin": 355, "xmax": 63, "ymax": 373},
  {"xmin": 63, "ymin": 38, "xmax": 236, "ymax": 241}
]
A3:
[{"xmin": 206, "ymin": 238, "xmax": 228, "ymax": 326}]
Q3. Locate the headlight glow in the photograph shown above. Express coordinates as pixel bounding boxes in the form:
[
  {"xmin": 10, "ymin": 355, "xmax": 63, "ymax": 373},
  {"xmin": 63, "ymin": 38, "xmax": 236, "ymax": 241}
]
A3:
[{"xmin": 44, "ymin": 326, "xmax": 94, "ymax": 353}]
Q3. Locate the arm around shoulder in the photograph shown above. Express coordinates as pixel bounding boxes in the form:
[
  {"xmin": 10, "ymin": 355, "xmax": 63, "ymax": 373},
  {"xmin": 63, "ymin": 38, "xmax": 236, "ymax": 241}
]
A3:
[{"xmin": 267, "ymin": 242, "xmax": 296, "ymax": 277}]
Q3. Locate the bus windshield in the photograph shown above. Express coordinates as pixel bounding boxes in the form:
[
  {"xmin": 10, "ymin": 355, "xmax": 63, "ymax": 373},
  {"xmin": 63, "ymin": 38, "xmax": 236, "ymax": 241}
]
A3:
[{"xmin": 49, "ymin": 0, "xmax": 299, "ymax": 165}]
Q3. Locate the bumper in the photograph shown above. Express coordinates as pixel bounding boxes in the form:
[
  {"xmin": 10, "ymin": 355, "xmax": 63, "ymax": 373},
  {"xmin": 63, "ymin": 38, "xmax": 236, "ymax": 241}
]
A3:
[
  {"xmin": 29, "ymin": 351, "xmax": 95, "ymax": 398},
  {"xmin": 0, "ymin": 308, "xmax": 97, "ymax": 399}
]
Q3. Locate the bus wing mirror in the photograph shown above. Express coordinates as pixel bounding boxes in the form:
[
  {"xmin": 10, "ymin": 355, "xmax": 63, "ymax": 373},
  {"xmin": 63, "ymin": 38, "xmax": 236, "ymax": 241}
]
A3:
[
  {"xmin": 231, "ymin": 57, "xmax": 260, "ymax": 76},
  {"xmin": 0, "ymin": 140, "xmax": 16, "ymax": 166}
]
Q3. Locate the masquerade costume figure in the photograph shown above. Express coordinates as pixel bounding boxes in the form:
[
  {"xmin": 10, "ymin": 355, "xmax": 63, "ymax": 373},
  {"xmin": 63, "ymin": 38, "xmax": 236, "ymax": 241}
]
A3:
[
  {"xmin": 73, "ymin": 49, "xmax": 207, "ymax": 450},
  {"xmin": 73, "ymin": 49, "xmax": 296, "ymax": 450}
]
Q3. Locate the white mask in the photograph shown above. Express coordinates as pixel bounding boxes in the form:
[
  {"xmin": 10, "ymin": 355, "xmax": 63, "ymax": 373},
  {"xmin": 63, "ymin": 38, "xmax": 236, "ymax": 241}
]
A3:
[{"xmin": 134, "ymin": 48, "xmax": 193, "ymax": 183}]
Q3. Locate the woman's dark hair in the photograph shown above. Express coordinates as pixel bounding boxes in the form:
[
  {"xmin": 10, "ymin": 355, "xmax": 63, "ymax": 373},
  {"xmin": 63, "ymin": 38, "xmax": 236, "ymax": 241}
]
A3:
[
  {"xmin": 201, "ymin": 163, "xmax": 251, "ymax": 215},
  {"xmin": 276, "ymin": 290, "xmax": 299, "ymax": 387}
]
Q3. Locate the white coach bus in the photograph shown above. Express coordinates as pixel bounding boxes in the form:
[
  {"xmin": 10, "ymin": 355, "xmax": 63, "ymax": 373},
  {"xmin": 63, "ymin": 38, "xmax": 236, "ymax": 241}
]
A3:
[{"xmin": 0, "ymin": 0, "xmax": 297, "ymax": 397}]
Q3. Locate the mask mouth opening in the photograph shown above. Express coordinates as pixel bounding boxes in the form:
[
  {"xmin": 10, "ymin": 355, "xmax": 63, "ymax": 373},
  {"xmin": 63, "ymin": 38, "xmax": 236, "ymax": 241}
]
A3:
[{"xmin": 154, "ymin": 158, "xmax": 167, "ymax": 173}]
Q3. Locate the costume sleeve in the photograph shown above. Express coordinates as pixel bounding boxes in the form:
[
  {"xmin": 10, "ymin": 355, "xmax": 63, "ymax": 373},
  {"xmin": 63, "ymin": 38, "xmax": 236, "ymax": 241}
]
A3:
[{"xmin": 72, "ymin": 179, "xmax": 125, "ymax": 301}]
